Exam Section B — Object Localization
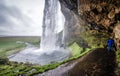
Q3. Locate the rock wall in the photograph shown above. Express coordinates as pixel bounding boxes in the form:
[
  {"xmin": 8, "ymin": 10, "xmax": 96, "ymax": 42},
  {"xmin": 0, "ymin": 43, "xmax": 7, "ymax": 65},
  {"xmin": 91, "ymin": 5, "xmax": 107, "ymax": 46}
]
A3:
[
  {"xmin": 60, "ymin": 0, "xmax": 120, "ymax": 50},
  {"xmin": 60, "ymin": 1, "xmax": 86, "ymax": 46},
  {"xmin": 78, "ymin": 0, "xmax": 120, "ymax": 29},
  {"xmin": 114, "ymin": 22, "xmax": 120, "ymax": 50}
]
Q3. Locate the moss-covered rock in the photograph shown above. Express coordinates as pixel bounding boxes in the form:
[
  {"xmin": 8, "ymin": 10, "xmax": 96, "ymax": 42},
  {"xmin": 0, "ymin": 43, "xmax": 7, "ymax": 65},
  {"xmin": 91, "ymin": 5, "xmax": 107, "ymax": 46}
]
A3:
[{"xmin": 68, "ymin": 42, "xmax": 83, "ymax": 56}]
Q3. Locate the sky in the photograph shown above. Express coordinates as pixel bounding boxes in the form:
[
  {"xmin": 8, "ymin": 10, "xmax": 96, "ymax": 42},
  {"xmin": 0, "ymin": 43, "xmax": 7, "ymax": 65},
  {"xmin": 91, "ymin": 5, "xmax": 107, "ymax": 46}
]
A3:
[{"xmin": 0, "ymin": 0, "xmax": 45, "ymax": 36}]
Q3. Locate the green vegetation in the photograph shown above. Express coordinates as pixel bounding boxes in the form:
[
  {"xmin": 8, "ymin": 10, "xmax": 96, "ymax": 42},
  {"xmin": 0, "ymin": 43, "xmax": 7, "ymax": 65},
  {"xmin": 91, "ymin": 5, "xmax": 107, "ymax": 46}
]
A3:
[
  {"xmin": 116, "ymin": 51, "xmax": 120, "ymax": 63},
  {"xmin": 0, "ymin": 60, "xmax": 33, "ymax": 76},
  {"xmin": 82, "ymin": 29, "xmax": 109, "ymax": 48},
  {"xmin": 68, "ymin": 42, "xmax": 83, "ymax": 56},
  {"xmin": 116, "ymin": 51, "xmax": 120, "ymax": 74},
  {"xmin": 0, "ymin": 57, "xmax": 9, "ymax": 65},
  {"xmin": 68, "ymin": 42, "xmax": 91, "ymax": 56},
  {"xmin": 0, "ymin": 43, "xmax": 26, "ymax": 58},
  {"xmin": 0, "ymin": 40, "xmax": 26, "ymax": 57},
  {"xmin": 0, "ymin": 36, "xmax": 40, "ymax": 57}
]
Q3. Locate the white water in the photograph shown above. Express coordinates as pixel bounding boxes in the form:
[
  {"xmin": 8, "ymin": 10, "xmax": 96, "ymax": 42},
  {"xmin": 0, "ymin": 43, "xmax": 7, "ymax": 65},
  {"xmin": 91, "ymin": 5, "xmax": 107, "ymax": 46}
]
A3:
[
  {"xmin": 9, "ymin": 42, "xmax": 69, "ymax": 65},
  {"xmin": 8, "ymin": 0, "xmax": 69, "ymax": 65},
  {"xmin": 40, "ymin": 0, "xmax": 65, "ymax": 54}
]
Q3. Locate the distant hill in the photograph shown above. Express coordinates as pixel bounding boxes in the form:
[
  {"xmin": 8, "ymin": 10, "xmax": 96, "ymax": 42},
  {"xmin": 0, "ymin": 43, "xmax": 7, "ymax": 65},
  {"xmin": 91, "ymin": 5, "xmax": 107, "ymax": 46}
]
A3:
[{"xmin": 0, "ymin": 36, "xmax": 40, "ymax": 38}]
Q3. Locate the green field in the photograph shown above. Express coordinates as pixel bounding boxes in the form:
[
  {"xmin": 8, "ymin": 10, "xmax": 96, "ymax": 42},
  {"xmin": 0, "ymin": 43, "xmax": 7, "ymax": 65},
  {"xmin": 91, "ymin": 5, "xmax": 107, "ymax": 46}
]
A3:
[{"xmin": 0, "ymin": 36, "xmax": 40, "ymax": 57}]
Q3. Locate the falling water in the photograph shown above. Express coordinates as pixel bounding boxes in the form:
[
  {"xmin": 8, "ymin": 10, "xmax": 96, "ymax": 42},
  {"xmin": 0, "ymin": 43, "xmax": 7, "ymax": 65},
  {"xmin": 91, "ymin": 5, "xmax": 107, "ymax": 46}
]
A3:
[
  {"xmin": 8, "ymin": 0, "xmax": 69, "ymax": 65},
  {"xmin": 40, "ymin": 0, "xmax": 65, "ymax": 53}
]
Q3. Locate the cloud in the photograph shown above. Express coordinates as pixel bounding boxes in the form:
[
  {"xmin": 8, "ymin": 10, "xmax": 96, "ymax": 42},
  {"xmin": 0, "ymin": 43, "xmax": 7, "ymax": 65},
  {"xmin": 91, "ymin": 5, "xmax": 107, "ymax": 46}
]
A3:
[{"xmin": 0, "ymin": 0, "xmax": 44, "ymax": 36}]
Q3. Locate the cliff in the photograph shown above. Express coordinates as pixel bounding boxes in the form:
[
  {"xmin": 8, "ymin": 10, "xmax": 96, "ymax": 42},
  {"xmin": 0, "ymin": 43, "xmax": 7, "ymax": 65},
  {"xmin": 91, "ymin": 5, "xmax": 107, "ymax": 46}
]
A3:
[{"xmin": 60, "ymin": 0, "xmax": 120, "ymax": 50}]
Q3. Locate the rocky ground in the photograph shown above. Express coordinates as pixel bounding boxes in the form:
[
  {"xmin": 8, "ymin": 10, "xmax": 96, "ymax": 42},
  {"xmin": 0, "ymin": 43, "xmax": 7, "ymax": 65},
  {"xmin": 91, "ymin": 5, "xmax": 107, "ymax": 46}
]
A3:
[{"xmin": 35, "ymin": 48, "xmax": 116, "ymax": 76}]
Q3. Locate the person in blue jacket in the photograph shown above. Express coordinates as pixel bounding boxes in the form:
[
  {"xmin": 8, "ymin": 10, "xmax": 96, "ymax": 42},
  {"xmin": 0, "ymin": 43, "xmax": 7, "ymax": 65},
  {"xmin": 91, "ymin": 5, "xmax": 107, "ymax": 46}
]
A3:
[{"xmin": 107, "ymin": 37, "xmax": 117, "ymax": 53}]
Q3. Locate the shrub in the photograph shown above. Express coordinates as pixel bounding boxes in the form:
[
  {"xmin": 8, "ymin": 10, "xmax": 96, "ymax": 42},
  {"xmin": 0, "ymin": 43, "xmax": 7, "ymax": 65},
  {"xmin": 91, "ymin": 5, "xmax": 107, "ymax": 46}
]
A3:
[{"xmin": 0, "ymin": 57, "xmax": 9, "ymax": 65}]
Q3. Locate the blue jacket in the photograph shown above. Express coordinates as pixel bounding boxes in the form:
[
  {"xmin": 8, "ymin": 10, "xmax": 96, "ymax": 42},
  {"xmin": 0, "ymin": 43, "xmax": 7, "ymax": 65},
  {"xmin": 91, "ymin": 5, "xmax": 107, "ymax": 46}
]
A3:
[{"xmin": 107, "ymin": 39, "xmax": 114, "ymax": 47}]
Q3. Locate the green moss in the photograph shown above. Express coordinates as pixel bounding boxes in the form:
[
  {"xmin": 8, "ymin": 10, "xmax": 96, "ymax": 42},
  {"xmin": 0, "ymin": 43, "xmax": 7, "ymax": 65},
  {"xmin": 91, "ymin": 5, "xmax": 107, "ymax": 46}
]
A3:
[
  {"xmin": 75, "ymin": 25, "xmax": 109, "ymax": 49},
  {"xmin": 116, "ymin": 51, "xmax": 120, "ymax": 74},
  {"xmin": 0, "ymin": 62, "xmax": 33, "ymax": 76},
  {"xmin": 116, "ymin": 51, "xmax": 120, "ymax": 64},
  {"xmin": 68, "ymin": 42, "xmax": 83, "ymax": 56}
]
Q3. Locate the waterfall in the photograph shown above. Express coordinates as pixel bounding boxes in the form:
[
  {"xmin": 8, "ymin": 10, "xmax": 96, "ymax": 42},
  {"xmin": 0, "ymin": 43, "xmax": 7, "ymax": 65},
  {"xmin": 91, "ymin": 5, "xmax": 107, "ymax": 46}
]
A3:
[
  {"xmin": 40, "ymin": 0, "xmax": 65, "ymax": 53},
  {"xmin": 9, "ymin": 0, "xmax": 69, "ymax": 65}
]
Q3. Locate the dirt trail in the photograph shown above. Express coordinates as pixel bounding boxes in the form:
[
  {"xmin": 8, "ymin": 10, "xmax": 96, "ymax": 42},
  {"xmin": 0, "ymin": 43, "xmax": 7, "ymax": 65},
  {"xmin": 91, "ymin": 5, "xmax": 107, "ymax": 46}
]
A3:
[{"xmin": 35, "ymin": 48, "xmax": 116, "ymax": 76}]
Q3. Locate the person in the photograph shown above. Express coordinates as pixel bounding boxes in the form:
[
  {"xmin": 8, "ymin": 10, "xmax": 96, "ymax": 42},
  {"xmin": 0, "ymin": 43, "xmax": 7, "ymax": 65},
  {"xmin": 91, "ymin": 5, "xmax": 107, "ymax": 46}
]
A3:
[{"xmin": 107, "ymin": 37, "xmax": 117, "ymax": 53}]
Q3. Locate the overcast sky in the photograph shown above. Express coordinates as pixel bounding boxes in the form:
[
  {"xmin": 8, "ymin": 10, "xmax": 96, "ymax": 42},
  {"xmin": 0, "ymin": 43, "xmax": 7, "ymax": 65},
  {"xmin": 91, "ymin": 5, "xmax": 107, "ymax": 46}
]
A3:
[{"xmin": 0, "ymin": 0, "xmax": 45, "ymax": 36}]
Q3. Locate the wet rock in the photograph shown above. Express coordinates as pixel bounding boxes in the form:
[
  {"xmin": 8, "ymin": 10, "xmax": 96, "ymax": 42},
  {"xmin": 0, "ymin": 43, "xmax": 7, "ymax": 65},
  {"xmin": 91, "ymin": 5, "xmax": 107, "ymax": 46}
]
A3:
[
  {"xmin": 60, "ymin": 2, "xmax": 86, "ymax": 45},
  {"xmin": 27, "ymin": 69, "xmax": 37, "ymax": 74}
]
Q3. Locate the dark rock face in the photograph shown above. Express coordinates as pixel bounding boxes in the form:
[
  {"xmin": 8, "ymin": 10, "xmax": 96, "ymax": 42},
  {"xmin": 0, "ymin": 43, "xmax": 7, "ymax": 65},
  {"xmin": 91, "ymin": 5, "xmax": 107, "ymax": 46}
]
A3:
[
  {"xmin": 60, "ymin": 2, "xmax": 86, "ymax": 45},
  {"xmin": 59, "ymin": 0, "xmax": 77, "ymax": 13},
  {"xmin": 60, "ymin": 0, "xmax": 120, "ymax": 28},
  {"xmin": 78, "ymin": 0, "xmax": 120, "ymax": 30}
]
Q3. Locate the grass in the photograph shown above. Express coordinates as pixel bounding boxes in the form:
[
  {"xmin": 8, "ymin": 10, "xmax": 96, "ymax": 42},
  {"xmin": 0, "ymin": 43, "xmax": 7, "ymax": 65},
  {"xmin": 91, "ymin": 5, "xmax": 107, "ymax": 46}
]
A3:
[
  {"xmin": 0, "ymin": 36, "xmax": 40, "ymax": 76},
  {"xmin": 0, "ymin": 43, "xmax": 26, "ymax": 57},
  {"xmin": 0, "ymin": 40, "xmax": 26, "ymax": 57},
  {"xmin": 0, "ymin": 62, "xmax": 33, "ymax": 76},
  {"xmin": 0, "ymin": 36, "xmax": 40, "ymax": 57}
]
